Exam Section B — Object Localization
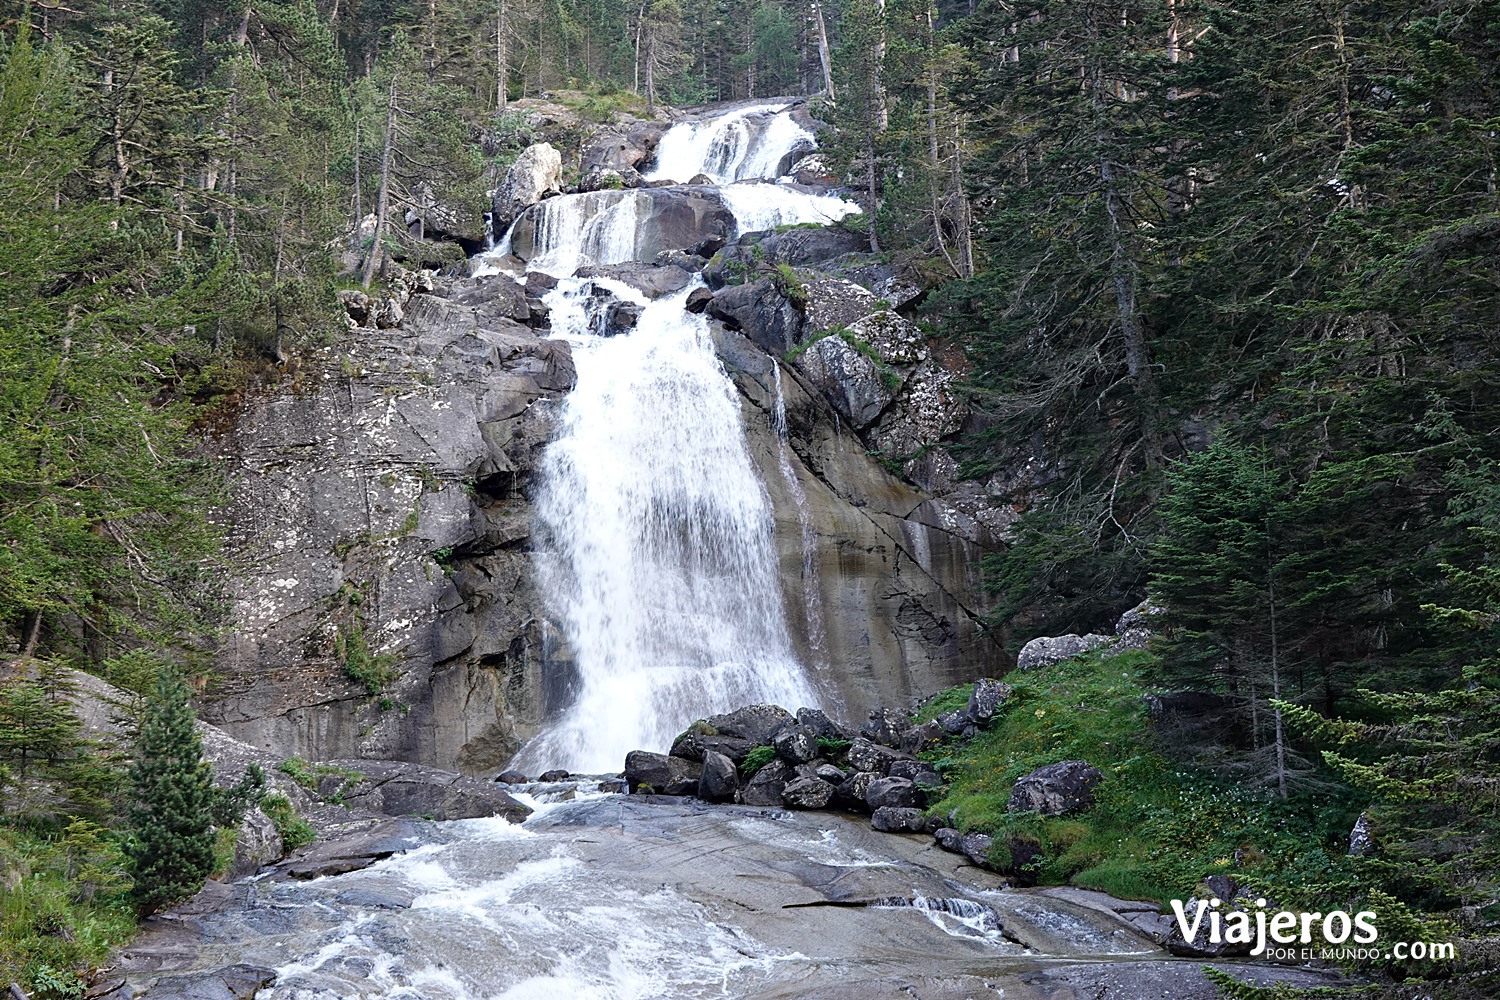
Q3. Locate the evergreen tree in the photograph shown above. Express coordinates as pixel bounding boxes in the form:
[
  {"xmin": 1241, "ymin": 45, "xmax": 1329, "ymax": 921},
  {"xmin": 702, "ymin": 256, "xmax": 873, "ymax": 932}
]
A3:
[{"xmin": 126, "ymin": 666, "xmax": 219, "ymax": 916}]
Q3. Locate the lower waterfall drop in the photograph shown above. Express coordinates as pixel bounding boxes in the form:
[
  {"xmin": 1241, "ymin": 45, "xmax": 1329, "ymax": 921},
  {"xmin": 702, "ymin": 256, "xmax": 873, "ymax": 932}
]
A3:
[{"xmin": 516, "ymin": 279, "xmax": 820, "ymax": 774}]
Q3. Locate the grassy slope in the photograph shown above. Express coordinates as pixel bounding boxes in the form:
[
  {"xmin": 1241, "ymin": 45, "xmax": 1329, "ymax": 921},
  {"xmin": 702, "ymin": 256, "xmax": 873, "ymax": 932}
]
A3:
[{"xmin": 920, "ymin": 650, "xmax": 1363, "ymax": 905}]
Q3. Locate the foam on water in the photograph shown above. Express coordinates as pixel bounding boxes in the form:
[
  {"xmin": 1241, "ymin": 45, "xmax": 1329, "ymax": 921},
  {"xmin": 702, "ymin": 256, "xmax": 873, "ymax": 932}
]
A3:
[{"xmin": 645, "ymin": 103, "xmax": 798, "ymax": 184}]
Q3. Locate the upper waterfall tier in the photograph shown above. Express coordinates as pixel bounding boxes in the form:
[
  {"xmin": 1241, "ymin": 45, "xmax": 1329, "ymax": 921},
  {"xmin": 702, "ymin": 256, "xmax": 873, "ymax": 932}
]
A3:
[{"xmin": 644, "ymin": 103, "xmax": 812, "ymax": 185}]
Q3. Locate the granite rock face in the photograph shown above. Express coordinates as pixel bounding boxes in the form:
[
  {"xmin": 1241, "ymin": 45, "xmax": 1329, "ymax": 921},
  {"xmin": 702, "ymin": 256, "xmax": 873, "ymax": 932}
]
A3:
[{"xmin": 205, "ymin": 281, "xmax": 574, "ymax": 773}]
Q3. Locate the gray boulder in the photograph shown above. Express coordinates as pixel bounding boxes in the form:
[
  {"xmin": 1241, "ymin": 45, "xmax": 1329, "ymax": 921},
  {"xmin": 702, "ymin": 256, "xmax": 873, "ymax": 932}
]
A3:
[
  {"xmin": 326, "ymin": 760, "xmax": 532, "ymax": 821},
  {"xmin": 792, "ymin": 334, "xmax": 898, "ymax": 429},
  {"xmin": 697, "ymin": 750, "xmax": 739, "ymax": 803},
  {"xmin": 538, "ymin": 769, "xmax": 570, "ymax": 782},
  {"xmin": 758, "ymin": 225, "xmax": 867, "ymax": 266},
  {"xmin": 623, "ymin": 751, "xmax": 700, "ymax": 796},
  {"xmin": 815, "ymin": 763, "xmax": 847, "ymax": 784},
  {"xmin": 960, "ymin": 831, "xmax": 994, "ymax": 869},
  {"xmin": 1007, "ymin": 761, "xmax": 1103, "ymax": 816},
  {"xmin": 229, "ymin": 807, "xmax": 284, "ymax": 879},
  {"xmin": 796, "ymin": 707, "xmax": 853, "ymax": 743},
  {"xmin": 495, "ymin": 771, "xmax": 528, "ymax": 785},
  {"xmin": 782, "ymin": 776, "xmax": 837, "ymax": 809},
  {"xmin": 1110, "ymin": 598, "xmax": 1165, "ymax": 655},
  {"xmin": 773, "ymin": 724, "xmax": 818, "ymax": 764},
  {"xmin": 934, "ymin": 827, "xmax": 962, "ymax": 853},
  {"xmin": 579, "ymin": 122, "xmax": 668, "ymax": 190},
  {"xmin": 740, "ymin": 758, "xmax": 791, "ymax": 806},
  {"xmin": 834, "ymin": 770, "xmax": 878, "ymax": 812},
  {"xmin": 444, "ymin": 272, "xmax": 531, "ymax": 324},
  {"xmin": 871, "ymin": 806, "xmax": 928, "ymax": 833},
  {"xmin": 802, "ymin": 278, "xmax": 879, "ymax": 334},
  {"xmin": 900, "ymin": 719, "xmax": 945, "ymax": 754},
  {"xmin": 859, "ymin": 707, "xmax": 911, "ymax": 749},
  {"xmin": 705, "ymin": 704, "xmax": 796, "ymax": 744},
  {"xmin": 938, "ymin": 710, "xmax": 971, "ymax": 735},
  {"xmin": 966, "ymin": 678, "xmax": 1013, "ymax": 724},
  {"xmin": 670, "ymin": 729, "xmax": 757, "ymax": 765},
  {"xmin": 492, "ymin": 143, "xmax": 562, "ymax": 232},
  {"xmin": 846, "ymin": 737, "xmax": 912, "ymax": 776},
  {"xmin": 865, "ymin": 776, "xmax": 922, "ymax": 811},
  {"xmin": 1348, "ymin": 811, "xmax": 1374, "ymax": 857},
  {"xmin": 845, "ymin": 310, "xmax": 927, "ymax": 364},
  {"xmin": 707, "ymin": 279, "xmax": 804, "ymax": 356},
  {"xmin": 1016, "ymin": 633, "xmax": 1113, "ymax": 671}
]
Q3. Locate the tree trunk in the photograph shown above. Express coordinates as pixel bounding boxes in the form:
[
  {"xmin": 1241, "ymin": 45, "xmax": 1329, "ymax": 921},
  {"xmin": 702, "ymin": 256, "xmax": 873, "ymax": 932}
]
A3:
[
  {"xmin": 495, "ymin": 0, "xmax": 508, "ymax": 111},
  {"xmin": 361, "ymin": 74, "xmax": 399, "ymax": 289},
  {"xmin": 633, "ymin": 2, "xmax": 646, "ymax": 95},
  {"xmin": 813, "ymin": 1, "xmax": 834, "ymax": 98},
  {"xmin": 925, "ymin": 8, "xmax": 957, "ymax": 275},
  {"xmin": 1269, "ymin": 575, "xmax": 1289, "ymax": 798}
]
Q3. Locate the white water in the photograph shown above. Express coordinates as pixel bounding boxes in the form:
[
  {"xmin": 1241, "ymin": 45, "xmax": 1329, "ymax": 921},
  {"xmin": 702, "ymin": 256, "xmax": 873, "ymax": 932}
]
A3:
[
  {"xmin": 516, "ymin": 279, "xmax": 819, "ymax": 773},
  {"xmin": 474, "ymin": 102, "xmax": 858, "ymax": 275}
]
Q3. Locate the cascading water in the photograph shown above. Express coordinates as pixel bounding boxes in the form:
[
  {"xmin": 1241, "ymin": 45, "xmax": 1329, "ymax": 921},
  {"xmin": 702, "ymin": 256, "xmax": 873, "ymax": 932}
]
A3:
[
  {"xmin": 516, "ymin": 279, "xmax": 819, "ymax": 773},
  {"xmin": 644, "ymin": 103, "xmax": 805, "ymax": 184}
]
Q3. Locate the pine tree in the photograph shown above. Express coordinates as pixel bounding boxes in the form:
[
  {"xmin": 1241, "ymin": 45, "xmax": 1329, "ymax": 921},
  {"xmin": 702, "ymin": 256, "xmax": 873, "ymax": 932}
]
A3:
[{"xmin": 126, "ymin": 666, "xmax": 219, "ymax": 916}]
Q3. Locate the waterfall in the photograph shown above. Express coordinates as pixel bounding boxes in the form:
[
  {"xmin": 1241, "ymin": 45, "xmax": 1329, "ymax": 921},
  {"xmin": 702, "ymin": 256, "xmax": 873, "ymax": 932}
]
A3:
[
  {"xmin": 645, "ymin": 103, "xmax": 803, "ymax": 184},
  {"xmin": 515, "ymin": 279, "xmax": 819, "ymax": 773}
]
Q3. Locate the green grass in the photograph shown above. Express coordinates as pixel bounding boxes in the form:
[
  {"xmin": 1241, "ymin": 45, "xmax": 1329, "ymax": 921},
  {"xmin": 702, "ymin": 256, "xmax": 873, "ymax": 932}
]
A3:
[
  {"xmin": 260, "ymin": 792, "xmax": 317, "ymax": 851},
  {"xmin": 740, "ymin": 745, "xmax": 776, "ymax": 776},
  {"xmin": 913, "ymin": 683, "xmax": 973, "ymax": 723},
  {"xmin": 276, "ymin": 757, "xmax": 364, "ymax": 804},
  {"xmin": 922, "ymin": 650, "xmax": 1364, "ymax": 904}
]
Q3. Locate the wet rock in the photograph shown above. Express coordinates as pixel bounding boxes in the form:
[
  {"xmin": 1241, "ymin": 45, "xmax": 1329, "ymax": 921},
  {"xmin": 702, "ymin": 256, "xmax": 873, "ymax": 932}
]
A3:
[
  {"xmin": 523, "ymin": 270, "xmax": 559, "ymax": 296},
  {"xmin": 792, "ymin": 334, "xmax": 898, "ymax": 429},
  {"xmin": 698, "ymin": 750, "xmax": 740, "ymax": 803},
  {"xmin": 739, "ymin": 758, "xmax": 791, "ymax": 806},
  {"xmin": 707, "ymin": 279, "xmax": 803, "ymax": 355},
  {"xmin": 334, "ymin": 888, "xmax": 411, "ymax": 909},
  {"xmin": 328, "ymin": 760, "xmax": 533, "ymax": 821},
  {"xmin": 900, "ymin": 719, "xmax": 945, "ymax": 754},
  {"xmin": 934, "ymin": 827, "xmax": 963, "ymax": 853},
  {"xmin": 684, "ymin": 287, "xmax": 714, "ymax": 313},
  {"xmin": 495, "ymin": 771, "xmax": 528, "ymax": 785},
  {"xmin": 510, "ymin": 187, "xmax": 734, "ymax": 264},
  {"xmin": 865, "ymin": 776, "xmax": 922, "ymax": 811},
  {"xmin": 1016, "ymin": 633, "xmax": 1114, "ymax": 671},
  {"xmin": 1007, "ymin": 761, "xmax": 1103, "ymax": 816},
  {"xmin": 538, "ymin": 769, "xmax": 570, "ymax": 782},
  {"xmin": 492, "ymin": 143, "xmax": 563, "ymax": 232},
  {"xmin": 782, "ymin": 776, "xmax": 837, "ymax": 809},
  {"xmin": 575, "ymin": 262, "xmax": 694, "ymax": 299},
  {"xmin": 139, "ymin": 965, "xmax": 277, "ymax": 1000},
  {"xmin": 704, "ymin": 704, "xmax": 796, "ymax": 745},
  {"xmin": 845, "ymin": 737, "xmax": 912, "ymax": 776},
  {"xmin": 871, "ymin": 806, "xmax": 927, "ymax": 833},
  {"xmin": 283, "ymin": 819, "xmax": 425, "ymax": 879},
  {"xmin": 834, "ymin": 770, "xmax": 878, "ymax": 812},
  {"xmin": 960, "ymin": 831, "xmax": 994, "ymax": 869},
  {"xmin": 938, "ymin": 710, "xmax": 971, "ymax": 735},
  {"xmin": 859, "ymin": 707, "xmax": 911, "ymax": 748},
  {"xmin": 623, "ymin": 751, "xmax": 699, "ymax": 796},
  {"xmin": 600, "ymin": 298, "xmax": 642, "ymax": 337},
  {"xmin": 757, "ymin": 225, "xmax": 868, "ymax": 267},
  {"xmin": 966, "ymin": 678, "xmax": 1012, "ymax": 724},
  {"xmin": 689, "ymin": 234, "xmax": 726, "ymax": 258},
  {"xmin": 773, "ymin": 724, "xmax": 818, "ymax": 764}
]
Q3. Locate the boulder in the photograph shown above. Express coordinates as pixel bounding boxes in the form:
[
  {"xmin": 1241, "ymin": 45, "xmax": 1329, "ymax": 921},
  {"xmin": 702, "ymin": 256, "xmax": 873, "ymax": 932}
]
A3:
[
  {"xmin": 578, "ymin": 122, "xmax": 668, "ymax": 191},
  {"xmin": 1016, "ymin": 633, "xmax": 1114, "ymax": 671},
  {"xmin": 1007, "ymin": 837, "xmax": 1045, "ymax": 886},
  {"xmin": 773, "ymin": 724, "xmax": 818, "ymax": 765},
  {"xmin": 934, "ymin": 827, "xmax": 963, "ymax": 853},
  {"xmin": 758, "ymin": 225, "xmax": 868, "ymax": 267},
  {"xmin": 600, "ymin": 298, "xmax": 642, "ymax": 337},
  {"xmin": 740, "ymin": 758, "xmax": 791, "ymax": 806},
  {"xmin": 495, "ymin": 771, "xmax": 528, "ymax": 785},
  {"xmin": 900, "ymin": 719, "xmax": 945, "ymax": 754},
  {"xmin": 1007, "ymin": 761, "xmax": 1103, "ymax": 816},
  {"xmin": 871, "ymin": 806, "xmax": 928, "ymax": 833},
  {"xmin": 866, "ymin": 776, "xmax": 923, "ymax": 811},
  {"xmin": 697, "ymin": 750, "xmax": 739, "ymax": 803},
  {"xmin": 623, "ymin": 751, "xmax": 700, "ymax": 796},
  {"xmin": 492, "ymin": 143, "xmax": 563, "ymax": 231},
  {"xmin": 704, "ymin": 704, "xmax": 796, "ymax": 744},
  {"xmin": 796, "ymin": 707, "xmax": 854, "ymax": 743},
  {"xmin": 937, "ymin": 710, "xmax": 971, "ymax": 735},
  {"xmin": 887, "ymin": 760, "xmax": 940, "ymax": 790},
  {"xmin": 782, "ymin": 776, "xmax": 837, "ymax": 810},
  {"xmin": 575, "ymin": 262, "xmax": 694, "ymax": 299},
  {"xmin": 814, "ymin": 763, "xmax": 847, "ymax": 784},
  {"xmin": 960, "ymin": 831, "xmax": 994, "ymax": 869},
  {"xmin": 846, "ymin": 737, "xmax": 913, "ymax": 776},
  {"xmin": 1110, "ymin": 597, "xmax": 1165, "ymax": 654},
  {"xmin": 707, "ymin": 279, "xmax": 804, "ymax": 356},
  {"xmin": 1348, "ymin": 812, "xmax": 1374, "ymax": 857},
  {"xmin": 523, "ymin": 270, "xmax": 559, "ymax": 296},
  {"xmin": 844, "ymin": 310, "xmax": 927, "ymax": 364},
  {"xmin": 701, "ymin": 245, "xmax": 756, "ymax": 290},
  {"xmin": 792, "ymin": 334, "xmax": 899, "ymax": 429},
  {"xmin": 966, "ymin": 678, "xmax": 1012, "ymax": 724},
  {"xmin": 670, "ymin": 729, "xmax": 757, "ymax": 765},
  {"xmin": 834, "ymin": 771, "xmax": 878, "ymax": 812},
  {"xmin": 444, "ymin": 272, "xmax": 531, "ymax": 324},
  {"xmin": 859, "ymin": 707, "xmax": 911, "ymax": 748},
  {"xmin": 327, "ymin": 760, "xmax": 532, "ymax": 821},
  {"xmin": 229, "ymin": 807, "xmax": 284, "ymax": 880},
  {"xmin": 684, "ymin": 287, "xmax": 715, "ymax": 313},
  {"xmin": 538, "ymin": 769, "xmax": 570, "ymax": 782},
  {"xmin": 802, "ymin": 278, "xmax": 879, "ymax": 334}
]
